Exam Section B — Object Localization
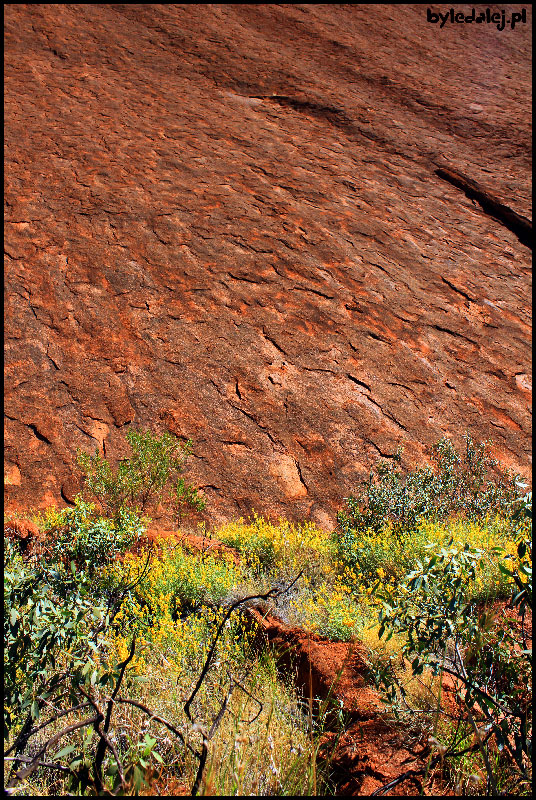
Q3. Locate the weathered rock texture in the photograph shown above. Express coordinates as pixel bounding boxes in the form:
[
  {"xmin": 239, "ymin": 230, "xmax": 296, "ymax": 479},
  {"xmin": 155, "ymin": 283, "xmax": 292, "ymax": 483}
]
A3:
[{"xmin": 4, "ymin": 4, "xmax": 532, "ymax": 525}]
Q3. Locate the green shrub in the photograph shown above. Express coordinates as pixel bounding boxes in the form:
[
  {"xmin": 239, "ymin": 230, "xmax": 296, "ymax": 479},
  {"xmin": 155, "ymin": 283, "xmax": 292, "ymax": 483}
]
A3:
[
  {"xmin": 4, "ymin": 536, "xmax": 110, "ymax": 742},
  {"xmin": 128, "ymin": 539, "xmax": 246, "ymax": 615},
  {"xmin": 336, "ymin": 434, "xmax": 522, "ymax": 554},
  {"xmin": 38, "ymin": 496, "xmax": 144, "ymax": 576},
  {"xmin": 335, "ymin": 516, "xmax": 519, "ymax": 596},
  {"xmin": 371, "ymin": 534, "xmax": 532, "ymax": 794},
  {"xmin": 77, "ymin": 428, "xmax": 206, "ymax": 523},
  {"xmin": 498, "ymin": 490, "xmax": 532, "ymax": 615}
]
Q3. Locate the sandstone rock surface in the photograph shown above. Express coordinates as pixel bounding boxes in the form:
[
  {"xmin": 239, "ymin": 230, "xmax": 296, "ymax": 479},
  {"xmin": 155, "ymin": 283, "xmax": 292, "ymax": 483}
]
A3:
[{"xmin": 4, "ymin": 5, "xmax": 532, "ymax": 525}]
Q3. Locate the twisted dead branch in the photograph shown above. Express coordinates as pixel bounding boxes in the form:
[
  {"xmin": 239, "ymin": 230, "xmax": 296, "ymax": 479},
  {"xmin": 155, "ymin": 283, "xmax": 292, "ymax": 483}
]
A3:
[{"xmin": 5, "ymin": 572, "xmax": 303, "ymax": 795}]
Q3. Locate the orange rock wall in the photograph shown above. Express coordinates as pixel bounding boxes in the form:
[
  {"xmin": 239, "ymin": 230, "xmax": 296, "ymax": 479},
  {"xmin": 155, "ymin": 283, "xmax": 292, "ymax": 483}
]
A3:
[{"xmin": 4, "ymin": 5, "xmax": 532, "ymax": 525}]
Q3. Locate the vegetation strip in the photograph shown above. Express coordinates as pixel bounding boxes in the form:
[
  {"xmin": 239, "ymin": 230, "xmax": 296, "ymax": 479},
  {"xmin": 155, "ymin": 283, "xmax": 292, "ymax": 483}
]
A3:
[{"xmin": 4, "ymin": 431, "xmax": 532, "ymax": 795}]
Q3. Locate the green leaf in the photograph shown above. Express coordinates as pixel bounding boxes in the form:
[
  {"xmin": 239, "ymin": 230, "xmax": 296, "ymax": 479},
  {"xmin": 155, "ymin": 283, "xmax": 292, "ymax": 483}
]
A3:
[
  {"xmin": 133, "ymin": 765, "xmax": 145, "ymax": 791},
  {"xmin": 55, "ymin": 744, "xmax": 77, "ymax": 760},
  {"xmin": 143, "ymin": 734, "xmax": 156, "ymax": 749}
]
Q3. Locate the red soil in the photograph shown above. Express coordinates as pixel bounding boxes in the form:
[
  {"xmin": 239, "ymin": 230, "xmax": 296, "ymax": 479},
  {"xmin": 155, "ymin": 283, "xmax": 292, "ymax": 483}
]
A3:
[{"xmin": 247, "ymin": 603, "xmax": 433, "ymax": 795}]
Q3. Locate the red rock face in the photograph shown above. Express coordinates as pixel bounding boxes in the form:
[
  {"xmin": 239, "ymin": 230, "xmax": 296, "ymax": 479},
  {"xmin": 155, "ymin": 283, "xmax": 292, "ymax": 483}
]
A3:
[{"xmin": 4, "ymin": 5, "xmax": 532, "ymax": 525}]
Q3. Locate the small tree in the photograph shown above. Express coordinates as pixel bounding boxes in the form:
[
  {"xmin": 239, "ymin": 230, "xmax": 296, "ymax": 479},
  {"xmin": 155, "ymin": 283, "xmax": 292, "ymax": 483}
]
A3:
[
  {"xmin": 77, "ymin": 429, "xmax": 206, "ymax": 524},
  {"xmin": 370, "ymin": 527, "xmax": 532, "ymax": 795}
]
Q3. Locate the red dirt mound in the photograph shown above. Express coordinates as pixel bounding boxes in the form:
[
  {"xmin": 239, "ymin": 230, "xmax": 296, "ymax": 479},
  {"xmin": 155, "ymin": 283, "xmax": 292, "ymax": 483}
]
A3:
[{"xmin": 248, "ymin": 604, "xmax": 433, "ymax": 795}]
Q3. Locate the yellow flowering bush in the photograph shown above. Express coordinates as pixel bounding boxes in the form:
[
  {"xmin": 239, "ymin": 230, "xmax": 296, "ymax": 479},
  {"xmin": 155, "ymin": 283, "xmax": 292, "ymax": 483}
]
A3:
[
  {"xmin": 216, "ymin": 514, "xmax": 335, "ymax": 589},
  {"xmin": 335, "ymin": 516, "xmax": 519, "ymax": 603},
  {"xmin": 290, "ymin": 580, "xmax": 362, "ymax": 641},
  {"xmin": 103, "ymin": 540, "xmax": 253, "ymax": 680}
]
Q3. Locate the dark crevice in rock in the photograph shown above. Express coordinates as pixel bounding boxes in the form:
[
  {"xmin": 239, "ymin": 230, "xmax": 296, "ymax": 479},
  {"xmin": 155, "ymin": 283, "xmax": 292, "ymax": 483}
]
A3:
[
  {"xmin": 28, "ymin": 424, "xmax": 52, "ymax": 445},
  {"xmin": 365, "ymin": 397, "xmax": 408, "ymax": 432},
  {"xmin": 60, "ymin": 486, "xmax": 75, "ymax": 505},
  {"xmin": 436, "ymin": 166, "xmax": 532, "ymax": 250},
  {"xmin": 366, "ymin": 331, "xmax": 390, "ymax": 343},
  {"xmin": 294, "ymin": 459, "xmax": 309, "ymax": 493},
  {"xmin": 347, "ymin": 374, "xmax": 371, "ymax": 393},
  {"xmin": 228, "ymin": 271, "xmax": 264, "ymax": 284},
  {"xmin": 46, "ymin": 353, "xmax": 60, "ymax": 370},
  {"xmin": 261, "ymin": 328, "xmax": 289, "ymax": 358},
  {"xmin": 228, "ymin": 402, "xmax": 283, "ymax": 449},
  {"xmin": 440, "ymin": 277, "xmax": 478, "ymax": 304},
  {"xmin": 365, "ymin": 439, "xmax": 398, "ymax": 459},
  {"xmin": 388, "ymin": 381, "xmax": 419, "ymax": 395},
  {"xmin": 293, "ymin": 285, "xmax": 335, "ymax": 300},
  {"xmin": 430, "ymin": 324, "xmax": 477, "ymax": 345},
  {"xmin": 251, "ymin": 94, "xmax": 355, "ymax": 131},
  {"xmin": 301, "ymin": 365, "xmax": 336, "ymax": 374}
]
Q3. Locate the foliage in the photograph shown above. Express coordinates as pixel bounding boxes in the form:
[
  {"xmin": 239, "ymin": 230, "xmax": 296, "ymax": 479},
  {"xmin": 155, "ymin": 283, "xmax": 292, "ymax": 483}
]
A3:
[
  {"xmin": 334, "ymin": 516, "xmax": 518, "ymax": 598},
  {"xmin": 370, "ymin": 534, "xmax": 532, "ymax": 794},
  {"xmin": 215, "ymin": 515, "xmax": 362, "ymax": 639},
  {"xmin": 109, "ymin": 541, "xmax": 252, "ymax": 676},
  {"xmin": 336, "ymin": 434, "xmax": 522, "ymax": 546},
  {"xmin": 500, "ymin": 490, "xmax": 532, "ymax": 614},
  {"xmin": 199, "ymin": 651, "xmax": 323, "ymax": 796},
  {"xmin": 77, "ymin": 428, "xmax": 206, "ymax": 523},
  {"xmin": 291, "ymin": 581, "xmax": 362, "ymax": 642},
  {"xmin": 37, "ymin": 496, "xmax": 145, "ymax": 576},
  {"xmin": 217, "ymin": 513, "xmax": 333, "ymax": 576},
  {"xmin": 4, "ymin": 536, "xmax": 110, "ymax": 748},
  {"xmin": 4, "ymin": 527, "xmax": 311, "ymax": 795}
]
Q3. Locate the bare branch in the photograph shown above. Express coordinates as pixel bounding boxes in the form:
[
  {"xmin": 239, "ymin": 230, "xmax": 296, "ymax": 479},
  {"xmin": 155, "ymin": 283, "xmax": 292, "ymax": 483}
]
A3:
[
  {"xmin": 371, "ymin": 768, "xmax": 423, "ymax": 795},
  {"xmin": 191, "ymin": 732, "xmax": 208, "ymax": 797},
  {"xmin": 225, "ymin": 677, "xmax": 264, "ymax": 726},
  {"xmin": 77, "ymin": 686, "xmax": 126, "ymax": 793},
  {"xmin": 114, "ymin": 698, "xmax": 196, "ymax": 757},
  {"xmin": 6, "ymin": 715, "xmax": 102, "ymax": 787},
  {"xmin": 4, "ymin": 755, "xmax": 74, "ymax": 774},
  {"xmin": 4, "ymin": 703, "xmax": 93, "ymax": 757},
  {"xmin": 184, "ymin": 574, "xmax": 303, "ymax": 725}
]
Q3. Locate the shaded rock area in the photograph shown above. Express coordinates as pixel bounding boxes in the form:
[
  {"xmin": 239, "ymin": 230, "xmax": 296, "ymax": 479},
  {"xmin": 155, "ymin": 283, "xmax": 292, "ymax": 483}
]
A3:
[
  {"xmin": 4, "ymin": 518, "xmax": 44, "ymax": 557},
  {"xmin": 4, "ymin": 4, "xmax": 532, "ymax": 525}
]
